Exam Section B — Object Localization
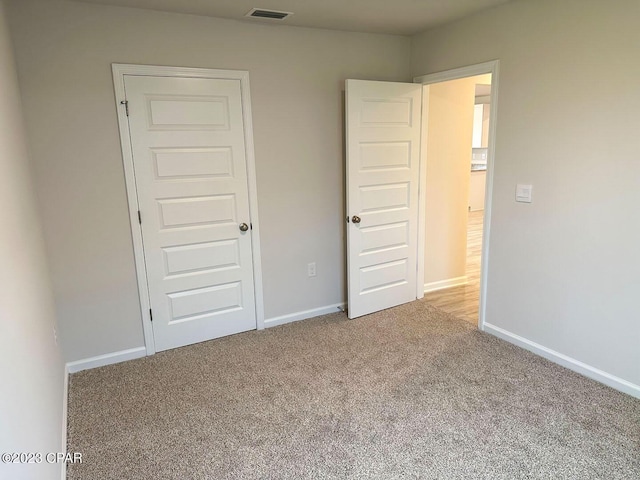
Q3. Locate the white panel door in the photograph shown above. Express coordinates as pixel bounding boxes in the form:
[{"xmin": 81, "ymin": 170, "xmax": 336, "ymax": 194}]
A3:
[
  {"xmin": 346, "ymin": 80, "xmax": 422, "ymax": 319},
  {"xmin": 124, "ymin": 75, "xmax": 256, "ymax": 351}
]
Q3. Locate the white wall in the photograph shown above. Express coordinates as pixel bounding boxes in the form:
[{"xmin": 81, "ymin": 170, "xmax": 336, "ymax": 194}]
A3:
[
  {"xmin": 7, "ymin": 0, "xmax": 411, "ymax": 362},
  {"xmin": 413, "ymin": 0, "xmax": 640, "ymax": 388},
  {"xmin": 0, "ymin": 1, "xmax": 66, "ymax": 478},
  {"xmin": 423, "ymin": 77, "xmax": 476, "ymax": 287}
]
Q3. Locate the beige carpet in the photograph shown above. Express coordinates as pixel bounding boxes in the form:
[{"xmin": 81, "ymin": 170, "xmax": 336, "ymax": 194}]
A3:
[{"xmin": 67, "ymin": 301, "xmax": 640, "ymax": 479}]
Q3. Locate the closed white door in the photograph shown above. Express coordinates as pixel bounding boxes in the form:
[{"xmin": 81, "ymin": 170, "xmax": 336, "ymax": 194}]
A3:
[
  {"xmin": 124, "ymin": 75, "xmax": 256, "ymax": 351},
  {"xmin": 346, "ymin": 80, "xmax": 422, "ymax": 319}
]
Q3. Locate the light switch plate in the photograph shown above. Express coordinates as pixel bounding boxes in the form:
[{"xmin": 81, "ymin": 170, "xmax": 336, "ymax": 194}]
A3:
[{"xmin": 516, "ymin": 184, "xmax": 532, "ymax": 203}]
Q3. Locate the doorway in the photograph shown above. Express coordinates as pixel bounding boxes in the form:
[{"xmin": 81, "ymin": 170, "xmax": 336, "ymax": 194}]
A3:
[
  {"xmin": 344, "ymin": 61, "xmax": 497, "ymax": 327},
  {"xmin": 415, "ymin": 61, "xmax": 498, "ymax": 330}
]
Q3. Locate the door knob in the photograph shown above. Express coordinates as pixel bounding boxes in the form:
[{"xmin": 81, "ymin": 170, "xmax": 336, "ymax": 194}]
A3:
[
  {"xmin": 239, "ymin": 223, "xmax": 249, "ymax": 232},
  {"xmin": 352, "ymin": 215, "xmax": 361, "ymax": 224}
]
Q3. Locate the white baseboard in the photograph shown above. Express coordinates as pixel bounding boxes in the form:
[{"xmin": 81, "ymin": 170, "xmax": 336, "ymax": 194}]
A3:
[
  {"xmin": 66, "ymin": 346, "xmax": 146, "ymax": 373},
  {"xmin": 265, "ymin": 303, "xmax": 346, "ymax": 328},
  {"xmin": 424, "ymin": 276, "xmax": 468, "ymax": 294},
  {"xmin": 61, "ymin": 364, "xmax": 69, "ymax": 480},
  {"xmin": 484, "ymin": 323, "xmax": 640, "ymax": 399}
]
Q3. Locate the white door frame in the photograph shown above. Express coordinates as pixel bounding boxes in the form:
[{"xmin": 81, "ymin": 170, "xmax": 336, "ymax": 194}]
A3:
[
  {"xmin": 112, "ymin": 63, "xmax": 265, "ymax": 355},
  {"xmin": 413, "ymin": 60, "xmax": 500, "ymax": 332}
]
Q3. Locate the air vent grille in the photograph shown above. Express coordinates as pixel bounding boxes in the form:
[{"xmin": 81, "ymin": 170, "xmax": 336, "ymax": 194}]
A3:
[{"xmin": 246, "ymin": 8, "xmax": 293, "ymax": 20}]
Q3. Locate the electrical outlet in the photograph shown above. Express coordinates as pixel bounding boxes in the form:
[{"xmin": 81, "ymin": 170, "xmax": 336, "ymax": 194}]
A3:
[{"xmin": 307, "ymin": 262, "xmax": 317, "ymax": 277}]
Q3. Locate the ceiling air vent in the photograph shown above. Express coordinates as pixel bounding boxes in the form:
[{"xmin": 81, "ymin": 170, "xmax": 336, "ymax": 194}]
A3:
[{"xmin": 245, "ymin": 8, "xmax": 293, "ymax": 21}]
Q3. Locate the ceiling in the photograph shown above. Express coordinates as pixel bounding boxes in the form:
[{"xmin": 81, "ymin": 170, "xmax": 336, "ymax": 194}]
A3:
[{"xmin": 71, "ymin": 0, "xmax": 513, "ymax": 35}]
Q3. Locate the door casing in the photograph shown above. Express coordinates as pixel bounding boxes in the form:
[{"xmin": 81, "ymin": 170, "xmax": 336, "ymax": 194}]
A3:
[{"xmin": 112, "ymin": 63, "xmax": 265, "ymax": 355}]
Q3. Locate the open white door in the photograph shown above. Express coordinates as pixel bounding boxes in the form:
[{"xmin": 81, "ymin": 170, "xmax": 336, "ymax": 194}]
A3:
[{"xmin": 346, "ymin": 80, "xmax": 422, "ymax": 319}]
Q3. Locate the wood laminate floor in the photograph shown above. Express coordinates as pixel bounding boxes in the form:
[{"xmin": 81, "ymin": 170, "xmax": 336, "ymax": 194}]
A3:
[{"xmin": 423, "ymin": 210, "xmax": 483, "ymax": 325}]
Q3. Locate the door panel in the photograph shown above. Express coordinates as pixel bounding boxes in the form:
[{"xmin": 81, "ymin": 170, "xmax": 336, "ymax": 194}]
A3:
[
  {"xmin": 346, "ymin": 80, "xmax": 422, "ymax": 319},
  {"xmin": 162, "ymin": 240, "xmax": 239, "ymax": 276},
  {"xmin": 124, "ymin": 75, "xmax": 256, "ymax": 351},
  {"xmin": 152, "ymin": 147, "xmax": 233, "ymax": 179}
]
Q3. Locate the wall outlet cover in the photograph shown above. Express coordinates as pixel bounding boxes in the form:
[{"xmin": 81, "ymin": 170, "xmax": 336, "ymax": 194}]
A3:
[{"xmin": 307, "ymin": 262, "xmax": 317, "ymax": 277}]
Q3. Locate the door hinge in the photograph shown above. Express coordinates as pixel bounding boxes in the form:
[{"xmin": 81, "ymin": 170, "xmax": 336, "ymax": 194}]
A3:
[
  {"xmin": 120, "ymin": 100, "xmax": 129, "ymax": 116},
  {"xmin": 137, "ymin": 210, "xmax": 142, "ymax": 224},
  {"xmin": 149, "ymin": 308, "xmax": 153, "ymax": 321}
]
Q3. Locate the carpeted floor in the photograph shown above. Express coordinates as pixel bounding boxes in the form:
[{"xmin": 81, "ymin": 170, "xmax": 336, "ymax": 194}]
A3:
[{"xmin": 67, "ymin": 300, "xmax": 640, "ymax": 479}]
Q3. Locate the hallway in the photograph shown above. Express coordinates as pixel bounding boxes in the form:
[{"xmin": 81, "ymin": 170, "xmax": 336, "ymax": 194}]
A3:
[{"xmin": 423, "ymin": 210, "xmax": 483, "ymax": 324}]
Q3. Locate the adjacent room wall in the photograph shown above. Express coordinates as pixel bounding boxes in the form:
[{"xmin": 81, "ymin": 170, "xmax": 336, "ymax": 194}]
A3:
[
  {"xmin": 7, "ymin": 0, "xmax": 411, "ymax": 362},
  {"xmin": 412, "ymin": 0, "xmax": 640, "ymax": 388},
  {"xmin": 423, "ymin": 76, "xmax": 477, "ymax": 289},
  {"xmin": 0, "ymin": 1, "xmax": 66, "ymax": 478}
]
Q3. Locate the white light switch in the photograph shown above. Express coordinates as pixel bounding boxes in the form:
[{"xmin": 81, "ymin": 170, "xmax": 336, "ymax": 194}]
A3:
[{"xmin": 516, "ymin": 184, "xmax": 532, "ymax": 203}]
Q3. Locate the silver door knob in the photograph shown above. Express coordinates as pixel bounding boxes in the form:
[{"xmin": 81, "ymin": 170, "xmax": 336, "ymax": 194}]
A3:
[
  {"xmin": 239, "ymin": 223, "xmax": 249, "ymax": 232},
  {"xmin": 352, "ymin": 215, "xmax": 361, "ymax": 224}
]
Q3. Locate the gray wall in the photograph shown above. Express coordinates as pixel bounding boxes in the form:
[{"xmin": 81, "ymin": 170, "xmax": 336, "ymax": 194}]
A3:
[
  {"xmin": 0, "ymin": 1, "xmax": 65, "ymax": 478},
  {"xmin": 412, "ymin": 0, "xmax": 640, "ymax": 386},
  {"xmin": 7, "ymin": 0, "xmax": 411, "ymax": 362}
]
